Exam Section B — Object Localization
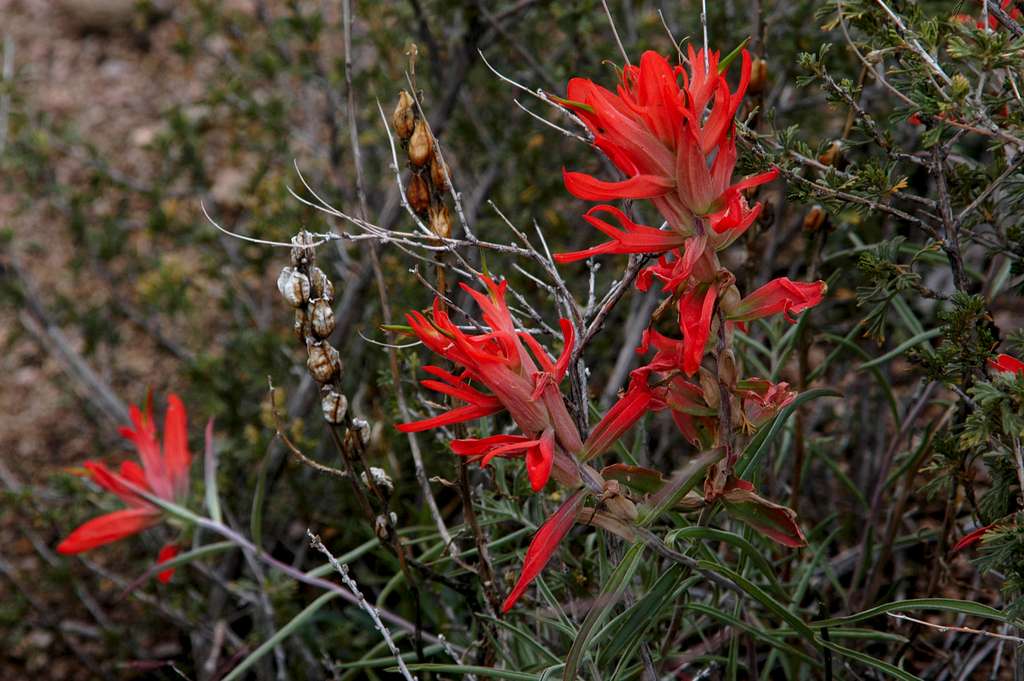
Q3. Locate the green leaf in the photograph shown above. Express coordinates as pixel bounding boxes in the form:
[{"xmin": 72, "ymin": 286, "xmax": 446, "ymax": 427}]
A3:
[
  {"xmin": 812, "ymin": 598, "xmax": 1005, "ymax": 628},
  {"xmin": 857, "ymin": 329, "xmax": 941, "ymax": 371},
  {"xmin": 641, "ymin": 448, "xmax": 724, "ymax": 525},
  {"xmin": 816, "ymin": 634, "xmax": 922, "ymax": 681},
  {"xmin": 563, "ymin": 542, "xmax": 646, "ymax": 680},
  {"xmin": 666, "ymin": 526, "xmax": 785, "ymax": 598},
  {"xmin": 697, "ymin": 561, "xmax": 814, "ymax": 640},
  {"xmin": 398, "ymin": 664, "xmax": 540, "ymax": 679},
  {"xmin": 222, "ymin": 591, "xmax": 340, "ymax": 681},
  {"xmin": 203, "ymin": 419, "xmax": 222, "ymax": 525},
  {"xmin": 597, "ymin": 565, "xmax": 686, "ymax": 667}
]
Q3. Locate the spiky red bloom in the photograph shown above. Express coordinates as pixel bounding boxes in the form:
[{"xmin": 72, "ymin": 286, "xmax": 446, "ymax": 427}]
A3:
[
  {"xmin": 397, "ymin": 275, "xmax": 583, "ymax": 490},
  {"xmin": 59, "ymin": 394, "xmax": 192, "ymax": 582},
  {"xmin": 559, "ymin": 47, "xmax": 776, "ymax": 257},
  {"xmin": 725, "ymin": 277, "xmax": 827, "ymax": 323}
]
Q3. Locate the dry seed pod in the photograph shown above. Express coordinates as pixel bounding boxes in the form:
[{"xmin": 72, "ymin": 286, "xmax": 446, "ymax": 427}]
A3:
[
  {"xmin": 718, "ymin": 349, "xmax": 737, "ymax": 388},
  {"xmin": 408, "ymin": 119, "xmax": 433, "ymax": 167},
  {"xmin": 748, "ymin": 58, "xmax": 768, "ymax": 94},
  {"xmin": 290, "ymin": 233, "xmax": 315, "ymax": 267},
  {"xmin": 306, "ymin": 340, "xmax": 341, "ymax": 383},
  {"xmin": 309, "ymin": 298, "xmax": 336, "ymax": 338},
  {"xmin": 294, "ymin": 307, "xmax": 311, "ymax": 342},
  {"xmin": 393, "ymin": 90, "xmax": 416, "ymax": 140},
  {"xmin": 406, "ymin": 173, "xmax": 431, "ymax": 215},
  {"xmin": 718, "ymin": 284, "xmax": 742, "ymax": 317},
  {"xmin": 308, "ymin": 266, "xmax": 334, "ymax": 301},
  {"xmin": 277, "ymin": 267, "xmax": 310, "ymax": 308},
  {"xmin": 430, "ymin": 153, "xmax": 447, "ymax": 191},
  {"xmin": 818, "ymin": 140, "xmax": 843, "ymax": 167},
  {"xmin": 352, "ymin": 417, "xmax": 371, "ymax": 445},
  {"xmin": 321, "ymin": 389, "xmax": 349, "ymax": 424},
  {"xmin": 428, "ymin": 203, "xmax": 452, "ymax": 239},
  {"xmin": 698, "ymin": 368, "xmax": 720, "ymax": 409},
  {"xmin": 802, "ymin": 205, "xmax": 827, "ymax": 232}
]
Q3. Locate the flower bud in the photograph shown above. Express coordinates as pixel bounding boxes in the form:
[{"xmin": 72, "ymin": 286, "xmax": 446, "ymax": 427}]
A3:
[
  {"xmin": 406, "ymin": 173, "xmax": 431, "ymax": 215},
  {"xmin": 408, "ymin": 119, "xmax": 433, "ymax": 167},
  {"xmin": 294, "ymin": 307, "xmax": 311, "ymax": 342},
  {"xmin": 428, "ymin": 203, "xmax": 452, "ymax": 239},
  {"xmin": 361, "ymin": 466, "xmax": 394, "ymax": 496},
  {"xmin": 698, "ymin": 368, "xmax": 720, "ymax": 409},
  {"xmin": 277, "ymin": 267, "xmax": 310, "ymax": 307},
  {"xmin": 818, "ymin": 140, "xmax": 843, "ymax": 167},
  {"xmin": 392, "ymin": 90, "xmax": 416, "ymax": 140},
  {"xmin": 430, "ymin": 153, "xmax": 447, "ymax": 191},
  {"xmin": 309, "ymin": 266, "xmax": 334, "ymax": 301},
  {"xmin": 748, "ymin": 58, "xmax": 768, "ymax": 95},
  {"xmin": 718, "ymin": 349, "xmax": 737, "ymax": 388},
  {"xmin": 321, "ymin": 389, "xmax": 348, "ymax": 424},
  {"xmin": 802, "ymin": 205, "xmax": 828, "ymax": 232},
  {"xmin": 306, "ymin": 340, "xmax": 341, "ymax": 383},
  {"xmin": 718, "ymin": 284, "xmax": 742, "ymax": 317},
  {"xmin": 309, "ymin": 298, "xmax": 336, "ymax": 339}
]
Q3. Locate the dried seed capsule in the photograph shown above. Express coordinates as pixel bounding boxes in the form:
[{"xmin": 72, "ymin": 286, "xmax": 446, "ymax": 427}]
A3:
[
  {"xmin": 294, "ymin": 307, "xmax": 311, "ymax": 342},
  {"xmin": 430, "ymin": 153, "xmax": 447, "ymax": 191},
  {"xmin": 309, "ymin": 298, "xmax": 336, "ymax": 338},
  {"xmin": 408, "ymin": 119, "xmax": 433, "ymax": 167},
  {"xmin": 748, "ymin": 58, "xmax": 768, "ymax": 95},
  {"xmin": 321, "ymin": 389, "xmax": 348, "ymax": 424},
  {"xmin": 308, "ymin": 266, "xmax": 334, "ymax": 301},
  {"xmin": 718, "ymin": 284, "xmax": 742, "ymax": 317},
  {"xmin": 306, "ymin": 340, "xmax": 341, "ymax": 383},
  {"xmin": 428, "ymin": 203, "xmax": 452, "ymax": 239},
  {"xmin": 406, "ymin": 173, "xmax": 431, "ymax": 215},
  {"xmin": 361, "ymin": 466, "xmax": 394, "ymax": 495},
  {"xmin": 277, "ymin": 267, "xmax": 310, "ymax": 307},
  {"xmin": 718, "ymin": 349, "xmax": 737, "ymax": 388},
  {"xmin": 698, "ymin": 368, "xmax": 720, "ymax": 409},
  {"xmin": 392, "ymin": 90, "xmax": 416, "ymax": 140},
  {"xmin": 802, "ymin": 205, "xmax": 827, "ymax": 232},
  {"xmin": 352, "ymin": 417, "xmax": 371, "ymax": 445},
  {"xmin": 290, "ymin": 232, "xmax": 315, "ymax": 267}
]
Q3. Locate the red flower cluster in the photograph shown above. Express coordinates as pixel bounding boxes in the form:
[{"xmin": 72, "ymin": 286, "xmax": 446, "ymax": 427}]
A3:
[
  {"xmin": 398, "ymin": 276, "xmax": 583, "ymax": 492},
  {"xmin": 59, "ymin": 394, "xmax": 192, "ymax": 583},
  {"xmin": 399, "ymin": 46, "xmax": 824, "ymax": 612}
]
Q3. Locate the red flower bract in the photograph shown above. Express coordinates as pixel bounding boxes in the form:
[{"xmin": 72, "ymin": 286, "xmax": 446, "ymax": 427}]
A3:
[
  {"xmin": 59, "ymin": 394, "xmax": 193, "ymax": 582},
  {"xmin": 990, "ymin": 353, "xmax": 1024, "ymax": 375},
  {"xmin": 397, "ymin": 275, "xmax": 583, "ymax": 490},
  {"xmin": 559, "ymin": 46, "xmax": 777, "ymax": 256}
]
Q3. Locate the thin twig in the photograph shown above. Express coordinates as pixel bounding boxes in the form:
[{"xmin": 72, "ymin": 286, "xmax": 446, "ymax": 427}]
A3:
[{"xmin": 308, "ymin": 531, "xmax": 418, "ymax": 681}]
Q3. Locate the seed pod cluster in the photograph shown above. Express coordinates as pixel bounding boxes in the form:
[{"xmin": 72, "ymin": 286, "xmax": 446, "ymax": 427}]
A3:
[
  {"xmin": 393, "ymin": 90, "xmax": 454, "ymax": 239},
  {"xmin": 277, "ymin": 230, "xmax": 366, "ymax": 435}
]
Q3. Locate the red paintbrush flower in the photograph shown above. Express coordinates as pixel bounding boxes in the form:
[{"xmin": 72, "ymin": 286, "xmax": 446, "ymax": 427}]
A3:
[
  {"xmin": 58, "ymin": 394, "xmax": 192, "ymax": 582},
  {"xmin": 990, "ymin": 353, "xmax": 1024, "ymax": 375},
  {"xmin": 397, "ymin": 275, "xmax": 583, "ymax": 490},
  {"xmin": 559, "ymin": 47, "xmax": 776, "ymax": 257},
  {"xmin": 725, "ymin": 277, "xmax": 827, "ymax": 324}
]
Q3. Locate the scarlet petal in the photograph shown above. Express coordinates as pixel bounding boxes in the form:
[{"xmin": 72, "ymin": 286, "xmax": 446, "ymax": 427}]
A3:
[
  {"xmin": 162, "ymin": 394, "xmax": 192, "ymax": 500},
  {"xmin": 156, "ymin": 543, "xmax": 179, "ymax": 583},
  {"xmin": 526, "ymin": 430, "xmax": 555, "ymax": 492},
  {"xmin": 953, "ymin": 524, "xmax": 994, "ymax": 553},
  {"xmin": 501, "ymin": 489, "xmax": 587, "ymax": 612},
  {"xmin": 396, "ymin": 402, "xmax": 504, "ymax": 432},
  {"xmin": 563, "ymin": 169, "xmax": 673, "ymax": 201},
  {"xmin": 989, "ymin": 354, "xmax": 1024, "ymax": 375},
  {"xmin": 57, "ymin": 507, "xmax": 159, "ymax": 554},
  {"xmin": 580, "ymin": 377, "xmax": 653, "ymax": 460}
]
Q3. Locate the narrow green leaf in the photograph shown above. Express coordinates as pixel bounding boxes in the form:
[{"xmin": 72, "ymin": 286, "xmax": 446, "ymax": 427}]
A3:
[
  {"xmin": 222, "ymin": 591, "xmax": 340, "ymax": 681},
  {"xmin": 203, "ymin": 419, "xmax": 222, "ymax": 525},
  {"xmin": 857, "ymin": 329, "xmax": 941, "ymax": 371},
  {"xmin": 697, "ymin": 561, "xmax": 814, "ymax": 640},
  {"xmin": 563, "ymin": 542, "xmax": 646, "ymax": 680},
  {"xmin": 737, "ymin": 389, "xmax": 841, "ymax": 479},
  {"xmin": 812, "ymin": 598, "xmax": 1005, "ymax": 629},
  {"xmin": 816, "ymin": 634, "xmax": 922, "ymax": 681},
  {"xmin": 641, "ymin": 448, "xmax": 724, "ymax": 525},
  {"xmin": 398, "ymin": 664, "xmax": 539, "ymax": 679}
]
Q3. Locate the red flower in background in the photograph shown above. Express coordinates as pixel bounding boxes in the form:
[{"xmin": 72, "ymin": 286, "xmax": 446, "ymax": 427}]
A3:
[
  {"xmin": 989, "ymin": 353, "xmax": 1024, "ymax": 374},
  {"xmin": 58, "ymin": 394, "xmax": 192, "ymax": 583},
  {"xmin": 397, "ymin": 275, "xmax": 583, "ymax": 490}
]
